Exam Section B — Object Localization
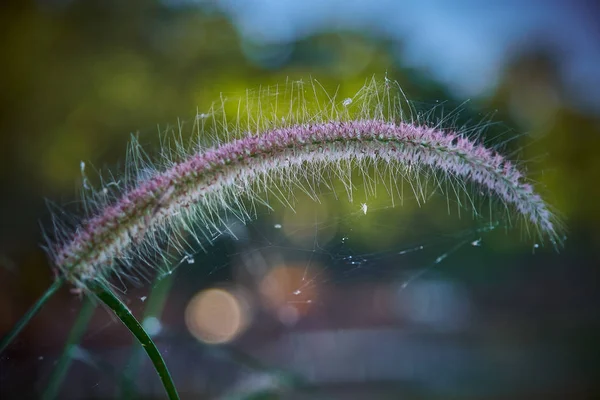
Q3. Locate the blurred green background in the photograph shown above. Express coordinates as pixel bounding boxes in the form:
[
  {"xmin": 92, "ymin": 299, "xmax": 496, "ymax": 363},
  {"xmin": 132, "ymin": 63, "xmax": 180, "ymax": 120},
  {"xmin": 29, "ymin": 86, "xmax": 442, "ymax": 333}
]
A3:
[{"xmin": 0, "ymin": 0, "xmax": 599, "ymax": 399}]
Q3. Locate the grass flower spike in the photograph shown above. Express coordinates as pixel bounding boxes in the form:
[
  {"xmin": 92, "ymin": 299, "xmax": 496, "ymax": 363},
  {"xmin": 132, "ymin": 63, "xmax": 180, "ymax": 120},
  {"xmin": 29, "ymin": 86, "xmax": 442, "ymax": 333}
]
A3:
[{"xmin": 47, "ymin": 78, "xmax": 561, "ymax": 290}]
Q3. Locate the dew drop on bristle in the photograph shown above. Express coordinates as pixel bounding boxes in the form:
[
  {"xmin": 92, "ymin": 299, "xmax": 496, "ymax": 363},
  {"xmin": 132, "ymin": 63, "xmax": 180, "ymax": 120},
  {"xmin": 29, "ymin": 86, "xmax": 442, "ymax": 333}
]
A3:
[
  {"xmin": 471, "ymin": 238, "xmax": 482, "ymax": 246},
  {"xmin": 361, "ymin": 203, "xmax": 368, "ymax": 214}
]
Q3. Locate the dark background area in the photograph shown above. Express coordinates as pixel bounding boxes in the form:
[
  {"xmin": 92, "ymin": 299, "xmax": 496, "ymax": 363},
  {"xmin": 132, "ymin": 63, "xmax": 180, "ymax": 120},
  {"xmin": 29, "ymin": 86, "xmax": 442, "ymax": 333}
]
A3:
[{"xmin": 0, "ymin": 0, "xmax": 599, "ymax": 399}]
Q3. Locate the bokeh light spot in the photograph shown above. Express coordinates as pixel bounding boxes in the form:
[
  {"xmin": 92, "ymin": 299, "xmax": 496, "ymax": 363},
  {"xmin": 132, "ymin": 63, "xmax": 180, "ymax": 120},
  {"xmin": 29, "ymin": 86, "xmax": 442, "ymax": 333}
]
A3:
[
  {"xmin": 185, "ymin": 288, "xmax": 249, "ymax": 344},
  {"xmin": 259, "ymin": 264, "xmax": 321, "ymax": 324}
]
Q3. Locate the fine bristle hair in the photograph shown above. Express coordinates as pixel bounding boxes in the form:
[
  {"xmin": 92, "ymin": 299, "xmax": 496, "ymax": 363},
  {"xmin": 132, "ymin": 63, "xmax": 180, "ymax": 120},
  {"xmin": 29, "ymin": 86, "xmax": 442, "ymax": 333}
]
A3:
[{"xmin": 42, "ymin": 76, "xmax": 564, "ymax": 292}]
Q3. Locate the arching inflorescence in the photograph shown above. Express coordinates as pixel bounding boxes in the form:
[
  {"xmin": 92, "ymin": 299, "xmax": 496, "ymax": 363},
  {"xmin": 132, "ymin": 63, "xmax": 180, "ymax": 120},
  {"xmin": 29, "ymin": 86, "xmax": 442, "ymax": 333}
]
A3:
[{"xmin": 46, "ymin": 78, "xmax": 562, "ymax": 290}]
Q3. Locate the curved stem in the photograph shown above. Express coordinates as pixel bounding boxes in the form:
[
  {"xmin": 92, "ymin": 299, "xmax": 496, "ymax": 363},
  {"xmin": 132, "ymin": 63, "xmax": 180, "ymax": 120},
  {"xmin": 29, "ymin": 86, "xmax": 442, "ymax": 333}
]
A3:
[
  {"xmin": 119, "ymin": 272, "xmax": 176, "ymax": 400},
  {"xmin": 90, "ymin": 282, "xmax": 180, "ymax": 400},
  {"xmin": 42, "ymin": 296, "xmax": 96, "ymax": 400},
  {"xmin": 0, "ymin": 277, "xmax": 65, "ymax": 354}
]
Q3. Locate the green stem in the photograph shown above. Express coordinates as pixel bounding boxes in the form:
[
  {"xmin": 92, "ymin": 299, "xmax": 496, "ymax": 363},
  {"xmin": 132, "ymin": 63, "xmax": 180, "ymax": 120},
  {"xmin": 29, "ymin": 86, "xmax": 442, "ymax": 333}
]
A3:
[
  {"xmin": 120, "ymin": 272, "xmax": 176, "ymax": 400},
  {"xmin": 0, "ymin": 277, "xmax": 65, "ymax": 354},
  {"xmin": 90, "ymin": 282, "xmax": 180, "ymax": 400},
  {"xmin": 42, "ymin": 296, "xmax": 96, "ymax": 400}
]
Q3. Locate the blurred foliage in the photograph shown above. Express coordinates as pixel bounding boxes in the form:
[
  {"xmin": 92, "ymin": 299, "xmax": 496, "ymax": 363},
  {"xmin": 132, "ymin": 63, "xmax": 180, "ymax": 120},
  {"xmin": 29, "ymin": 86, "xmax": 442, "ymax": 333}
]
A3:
[
  {"xmin": 0, "ymin": 0, "xmax": 599, "ymax": 393},
  {"xmin": 0, "ymin": 0, "xmax": 599, "ymax": 398}
]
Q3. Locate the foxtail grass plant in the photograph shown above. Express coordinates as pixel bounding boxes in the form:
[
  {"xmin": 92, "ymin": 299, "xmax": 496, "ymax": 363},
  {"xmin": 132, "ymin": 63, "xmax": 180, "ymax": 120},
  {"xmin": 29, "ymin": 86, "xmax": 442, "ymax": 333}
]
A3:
[{"xmin": 1, "ymin": 77, "xmax": 563, "ymax": 399}]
